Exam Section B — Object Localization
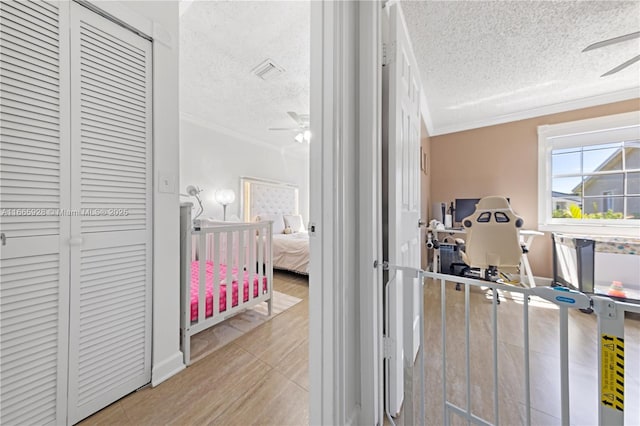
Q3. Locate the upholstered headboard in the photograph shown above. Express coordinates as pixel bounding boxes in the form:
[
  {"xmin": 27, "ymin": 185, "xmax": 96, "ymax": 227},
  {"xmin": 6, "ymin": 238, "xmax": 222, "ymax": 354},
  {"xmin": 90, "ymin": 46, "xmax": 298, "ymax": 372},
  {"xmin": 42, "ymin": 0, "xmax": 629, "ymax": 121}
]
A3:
[{"xmin": 240, "ymin": 177, "xmax": 299, "ymax": 222}]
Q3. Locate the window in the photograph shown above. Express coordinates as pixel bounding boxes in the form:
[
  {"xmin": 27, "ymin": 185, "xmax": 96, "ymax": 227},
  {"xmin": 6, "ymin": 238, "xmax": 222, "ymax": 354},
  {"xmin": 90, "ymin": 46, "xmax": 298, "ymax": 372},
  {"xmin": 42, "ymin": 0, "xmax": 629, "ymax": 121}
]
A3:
[{"xmin": 538, "ymin": 111, "xmax": 640, "ymax": 236}]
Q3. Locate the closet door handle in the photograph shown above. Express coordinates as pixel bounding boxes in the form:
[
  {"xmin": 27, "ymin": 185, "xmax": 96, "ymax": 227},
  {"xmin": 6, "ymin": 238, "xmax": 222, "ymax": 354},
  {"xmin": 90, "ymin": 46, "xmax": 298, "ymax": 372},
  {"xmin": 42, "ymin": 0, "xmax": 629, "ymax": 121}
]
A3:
[
  {"xmin": 69, "ymin": 237, "xmax": 84, "ymax": 246},
  {"xmin": 1, "ymin": 233, "xmax": 6, "ymax": 246}
]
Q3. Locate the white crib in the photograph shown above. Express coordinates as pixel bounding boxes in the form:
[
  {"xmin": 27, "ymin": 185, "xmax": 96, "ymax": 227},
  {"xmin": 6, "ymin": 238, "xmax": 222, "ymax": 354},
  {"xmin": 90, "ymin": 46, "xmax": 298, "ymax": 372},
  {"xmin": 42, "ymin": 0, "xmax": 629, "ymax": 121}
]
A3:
[{"xmin": 180, "ymin": 203, "xmax": 273, "ymax": 365}]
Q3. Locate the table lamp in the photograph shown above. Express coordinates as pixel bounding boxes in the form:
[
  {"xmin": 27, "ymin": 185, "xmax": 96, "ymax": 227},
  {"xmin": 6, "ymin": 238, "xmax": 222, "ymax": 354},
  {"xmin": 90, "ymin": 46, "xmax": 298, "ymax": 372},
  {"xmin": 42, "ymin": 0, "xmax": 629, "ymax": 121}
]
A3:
[{"xmin": 215, "ymin": 189, "xmax": 235, "ymax": 221}]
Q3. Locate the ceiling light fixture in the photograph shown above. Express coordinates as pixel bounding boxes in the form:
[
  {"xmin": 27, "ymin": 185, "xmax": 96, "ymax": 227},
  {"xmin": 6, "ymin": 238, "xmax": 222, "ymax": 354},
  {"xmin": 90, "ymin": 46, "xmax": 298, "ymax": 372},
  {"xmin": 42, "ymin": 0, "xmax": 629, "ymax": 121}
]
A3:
[{"xmin": 295, "ymin": 130, "xmax": 311, "ymax": 143}]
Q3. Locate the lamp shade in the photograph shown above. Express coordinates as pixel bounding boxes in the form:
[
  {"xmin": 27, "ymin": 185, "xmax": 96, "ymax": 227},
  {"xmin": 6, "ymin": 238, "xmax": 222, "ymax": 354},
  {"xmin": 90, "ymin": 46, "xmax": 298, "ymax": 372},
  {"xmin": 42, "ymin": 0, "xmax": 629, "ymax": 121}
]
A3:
[
  {"xmin": 215, "ymin": 189, "xmax": 235, "ymax": 206},
  {"xmin": 186, "ymin": 185, "xmax": 200, "ymax": 196}
]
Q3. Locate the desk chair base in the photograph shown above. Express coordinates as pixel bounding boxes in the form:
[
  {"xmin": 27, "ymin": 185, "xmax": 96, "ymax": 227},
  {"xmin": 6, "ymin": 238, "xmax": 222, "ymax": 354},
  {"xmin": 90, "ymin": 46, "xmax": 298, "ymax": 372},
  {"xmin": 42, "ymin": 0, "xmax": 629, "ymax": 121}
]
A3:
[{"xmin": 451, "ymin": 264, "xmax": 518, "ymax": 305}]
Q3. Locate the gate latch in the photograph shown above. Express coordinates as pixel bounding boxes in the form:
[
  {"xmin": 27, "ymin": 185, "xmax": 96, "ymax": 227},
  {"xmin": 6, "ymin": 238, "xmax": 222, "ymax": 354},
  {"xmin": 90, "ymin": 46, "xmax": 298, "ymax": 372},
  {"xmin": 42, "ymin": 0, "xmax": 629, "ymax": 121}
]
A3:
[{"xmin": 532, "ymin": 286, "xmax": 591, "ymax": 310}]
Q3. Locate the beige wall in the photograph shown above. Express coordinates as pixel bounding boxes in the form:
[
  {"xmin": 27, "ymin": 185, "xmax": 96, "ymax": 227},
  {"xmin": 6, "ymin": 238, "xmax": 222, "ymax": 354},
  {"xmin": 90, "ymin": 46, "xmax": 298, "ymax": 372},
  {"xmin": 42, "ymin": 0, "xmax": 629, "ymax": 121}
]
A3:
[
  {"xmin": 430, "ymin": 98, "xmax": 640, "ymax": 278},
  {"xmin": 420, "ymin": 119, "xmax": 432, "ymax": 269}
]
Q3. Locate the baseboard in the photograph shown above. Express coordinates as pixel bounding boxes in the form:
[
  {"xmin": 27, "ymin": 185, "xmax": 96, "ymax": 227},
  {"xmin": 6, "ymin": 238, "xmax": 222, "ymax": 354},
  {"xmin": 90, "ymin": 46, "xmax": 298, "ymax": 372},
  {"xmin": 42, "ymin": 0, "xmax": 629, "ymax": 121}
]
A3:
[
  {"xmin": 151, "ymin": 351, "xmax": 185, "ymax": 387},
  {"xmin": 534, "ymin": 276, "xmax": 553, "ymax": 286},
  {"xmin": 516, "ymin": 274, "xmax": 553, "ymax": 287}
]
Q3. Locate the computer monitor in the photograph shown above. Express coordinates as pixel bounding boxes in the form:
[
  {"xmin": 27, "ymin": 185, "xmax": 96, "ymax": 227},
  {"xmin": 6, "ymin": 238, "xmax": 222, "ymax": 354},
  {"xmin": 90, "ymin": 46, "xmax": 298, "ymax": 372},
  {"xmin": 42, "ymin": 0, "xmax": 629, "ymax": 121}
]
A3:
[{"xmin": 454, "ymin": 198, "xmax": 480, "ymax": 223}]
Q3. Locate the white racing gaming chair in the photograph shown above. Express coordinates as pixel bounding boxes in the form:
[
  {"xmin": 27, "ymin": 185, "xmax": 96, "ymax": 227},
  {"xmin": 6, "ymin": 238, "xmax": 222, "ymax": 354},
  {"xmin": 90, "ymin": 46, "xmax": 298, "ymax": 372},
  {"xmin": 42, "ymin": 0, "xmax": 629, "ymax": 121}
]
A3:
[{"xmin": 459, "ymin": 196, "xmax": 525, "ymax": 282}]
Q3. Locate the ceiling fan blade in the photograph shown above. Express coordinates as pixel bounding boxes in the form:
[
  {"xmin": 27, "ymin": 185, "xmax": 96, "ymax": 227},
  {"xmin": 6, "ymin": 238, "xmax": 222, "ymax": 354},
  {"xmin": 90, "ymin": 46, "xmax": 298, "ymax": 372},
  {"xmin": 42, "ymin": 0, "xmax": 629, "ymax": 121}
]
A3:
[
  {"xmin": 583, "ymin": 31, "xmax": 640, "ymax": 52},
  {"xmin": 601, "ymin": 54, "xmax": 640, "ymax": 77},
  {"xmin": 287, "ymin": 111, "xmax": 300, "ymax": 123},
  {"xmin": 268, "ymin": 127, "xmax": 299, "ymax": 131}
]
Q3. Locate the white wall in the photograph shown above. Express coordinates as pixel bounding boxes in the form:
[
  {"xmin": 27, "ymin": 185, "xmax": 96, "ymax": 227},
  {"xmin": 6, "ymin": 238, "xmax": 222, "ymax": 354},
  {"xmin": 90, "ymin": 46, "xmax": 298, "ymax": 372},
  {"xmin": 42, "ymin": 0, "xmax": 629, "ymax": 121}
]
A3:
[
  {"xmin": 94, "ymin": 0, "xmax": 184, "ymax": 386},
  {"xmin": 180, "ymin": 117, "xmax": 310, "ymax": 222}
]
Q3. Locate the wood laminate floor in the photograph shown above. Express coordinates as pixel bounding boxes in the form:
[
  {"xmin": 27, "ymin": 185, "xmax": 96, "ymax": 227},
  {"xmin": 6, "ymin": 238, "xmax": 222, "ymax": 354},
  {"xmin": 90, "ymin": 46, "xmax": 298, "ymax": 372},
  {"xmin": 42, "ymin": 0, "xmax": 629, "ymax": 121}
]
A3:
[
  {"xmin": 79, "ymin": 271, "xmax": 310, "ymax": 426},
  {"xmin": 406, "ymin": 279, "xmax": 640, "ymax": 426},
  {"xmin": 81, "ymin": 274, "xmax": 639, "ymax": 426}
]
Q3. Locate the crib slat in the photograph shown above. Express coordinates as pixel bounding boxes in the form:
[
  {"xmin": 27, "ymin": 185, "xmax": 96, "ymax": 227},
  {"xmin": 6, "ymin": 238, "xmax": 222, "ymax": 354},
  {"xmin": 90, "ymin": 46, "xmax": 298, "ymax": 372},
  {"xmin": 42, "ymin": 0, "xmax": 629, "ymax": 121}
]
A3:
[
  {"xmin": 238, "ymin": 230, "xmax": 245, "ymax": 306},
  {"xmin": 198, "ymin": 233, "xmax": 206, "ymax": 323},
  {"xmin": 257, "ymin": 226, "xmax": 264, "ymax": 287},
  {"xmin": 213, "ymin": 231, "xmax": 219, "ymax": 317},
  {"xmin": 226, "ymin": 231, "xmax": 232, "ymax": 312},
  {"xmin": 266, "ymin": 224, "xmax": 272, "ymax": 296},
  {"xmin": 248, "ymin": 228, "xmax": 256, "ymax": 302}
]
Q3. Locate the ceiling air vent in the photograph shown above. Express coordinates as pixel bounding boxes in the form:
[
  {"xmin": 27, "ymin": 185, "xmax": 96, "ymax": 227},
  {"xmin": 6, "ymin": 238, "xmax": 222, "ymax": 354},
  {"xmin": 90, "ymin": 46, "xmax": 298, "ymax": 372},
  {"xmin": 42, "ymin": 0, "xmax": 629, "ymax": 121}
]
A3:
[{"xmin": 251, "ymin": 58, "xmax": 285, "ymax": 80}]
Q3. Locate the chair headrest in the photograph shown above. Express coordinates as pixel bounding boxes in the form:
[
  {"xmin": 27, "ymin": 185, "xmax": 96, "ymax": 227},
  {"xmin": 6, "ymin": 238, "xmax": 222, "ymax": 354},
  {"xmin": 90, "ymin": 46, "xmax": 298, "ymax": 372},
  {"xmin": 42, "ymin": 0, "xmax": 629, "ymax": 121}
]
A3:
[
  {"xmin": 463, "ymin": 196, "xmax": 523, "ymax": 228},
  {"xmin": 476, "ymin": 196, "xmax": 510, "ymax": 210}
]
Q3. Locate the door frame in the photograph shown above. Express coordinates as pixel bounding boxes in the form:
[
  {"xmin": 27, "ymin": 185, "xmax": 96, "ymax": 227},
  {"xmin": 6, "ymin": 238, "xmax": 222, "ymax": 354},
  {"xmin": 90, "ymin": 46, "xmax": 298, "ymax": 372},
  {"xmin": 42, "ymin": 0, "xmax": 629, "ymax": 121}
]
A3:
[{"xmin": 309, "ymin": 1, "xmax": 383, "ymax": 424}]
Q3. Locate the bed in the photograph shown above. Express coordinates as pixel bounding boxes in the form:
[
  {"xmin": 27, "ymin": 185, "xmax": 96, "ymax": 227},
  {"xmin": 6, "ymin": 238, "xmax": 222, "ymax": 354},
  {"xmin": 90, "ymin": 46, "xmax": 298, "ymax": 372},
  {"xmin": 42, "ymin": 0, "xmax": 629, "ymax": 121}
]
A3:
[
  {"xmin": 241, "ymin": 177, "xmax": 310, "ymax": 274},
  {"xmin": 180, "ymin": 203, "xmax": 273, "ymax": 365}
]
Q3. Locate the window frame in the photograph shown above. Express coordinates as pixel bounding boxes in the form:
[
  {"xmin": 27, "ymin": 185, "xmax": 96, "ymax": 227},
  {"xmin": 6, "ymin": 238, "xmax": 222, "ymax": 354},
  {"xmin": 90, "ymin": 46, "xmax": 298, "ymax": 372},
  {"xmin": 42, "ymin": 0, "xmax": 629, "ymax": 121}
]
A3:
[{"xmin": 537, "ymin": 110, "xmax": 640, "ymax": 237}]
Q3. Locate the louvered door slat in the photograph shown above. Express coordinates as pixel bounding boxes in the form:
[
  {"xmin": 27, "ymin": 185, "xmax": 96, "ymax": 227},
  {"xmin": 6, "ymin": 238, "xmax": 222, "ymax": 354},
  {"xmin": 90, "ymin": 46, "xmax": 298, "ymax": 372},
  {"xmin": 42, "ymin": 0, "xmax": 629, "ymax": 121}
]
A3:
[
  {"xmin": 80, "ymin": 24, "xmax": 145, "ymax": 63},
  {"xmin": 83, "ymin": 146, "xmax": 146, "ymax": 164},
  {"xmin": 0, "ymin": 253, "xmax": 65, "ymax": 426},
  {"xmin": 1, "ymin": 13, "xmax": 59, "ymax": 47},
  {"xmin": 81, "ymin": 74, "xmax": 146, "ymax": 105},
  {"xmin": 1, "ymin": 3, "xmax": 58, "ymax": 36},
  {"xmin": 83, "ymin": 114, "xmax": 147, "ymax": 137},
  {"xmin": 82, "ymin": 102, "xmax": 146, "ymax": 127},
  {"xmin": 67, "ymin": 3, "xmax": 152, "ymax": 423},
  {"xmin": 16, "ymin": 0, "xmax": 59, "ymax": 22},
  {"xmin": 80, "ymin": 40, "xmax": 146, "ymax": 80},
  {"xmin": 1, "ymin": 43, "xmax": 59, "ymax": 72},
  {"xmin": 81, "ymin": 61, "xmax": 146, "ymax": 95},
  {"xmin": 1, "ymin": 95, "xmax": 59, "ymax": 118},
  {"xmin": 82, "ymin": 146, "xmax": 145, "ymax": 163},
  {"xmin": 0, "ymin": 2, "xmax": 69, "ymax": 425},
  {"xmin": 1, "ymin": 28, "xmax": 59, "ymax": 60},
  {"xmin": 3, "ymin": 1, "xmax": 58, "ymax": 26},
  {"xmin": 0, "ymin": 87, "xmax": 59, "ymax": 112},
  {"xmin": 82, "ymin": 97, "xmax": 146, "ymax": 121},
  {"xmin": 1, "ymin": 69, "xmax": 59, "ymax": 95},
  {"xmin": 2, "ymin": 104, "xmax": 59, "ymax": 126}
]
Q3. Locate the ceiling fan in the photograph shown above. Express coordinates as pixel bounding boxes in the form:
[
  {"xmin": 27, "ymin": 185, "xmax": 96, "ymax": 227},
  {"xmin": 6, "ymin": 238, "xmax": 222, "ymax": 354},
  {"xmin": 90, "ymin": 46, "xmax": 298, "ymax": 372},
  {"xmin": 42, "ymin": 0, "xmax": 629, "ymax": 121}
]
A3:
[
  {"xmin": 582, "ymin": 31, "xmax": 640, "ymax": 77},
  {"xmin": 269, "ymin": 111, "xmax": 311, "ymax": 143}
]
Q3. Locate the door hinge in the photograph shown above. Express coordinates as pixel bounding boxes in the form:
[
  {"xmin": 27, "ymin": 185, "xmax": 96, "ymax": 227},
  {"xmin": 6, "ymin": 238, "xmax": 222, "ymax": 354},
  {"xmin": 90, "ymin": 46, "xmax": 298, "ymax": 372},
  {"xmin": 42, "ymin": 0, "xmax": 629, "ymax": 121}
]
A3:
[
  {"xmin": 382, "ymin": 41, "xmax": 395, "ymax": 66},
  {"xmin": 383, "ymin": 336, "xmax": 395, "ymax": 358},
  {"xmin": 373, "ymin": 260, "xmax": 389, "ymax": 270}
]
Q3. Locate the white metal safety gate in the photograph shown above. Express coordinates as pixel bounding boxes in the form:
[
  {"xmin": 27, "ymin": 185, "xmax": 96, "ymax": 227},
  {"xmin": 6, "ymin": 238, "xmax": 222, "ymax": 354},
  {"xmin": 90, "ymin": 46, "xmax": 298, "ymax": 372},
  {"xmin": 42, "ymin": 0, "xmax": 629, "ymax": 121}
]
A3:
[{"xmin": 383, "ymin": 267, "xmax": 639, "ymax": 426}]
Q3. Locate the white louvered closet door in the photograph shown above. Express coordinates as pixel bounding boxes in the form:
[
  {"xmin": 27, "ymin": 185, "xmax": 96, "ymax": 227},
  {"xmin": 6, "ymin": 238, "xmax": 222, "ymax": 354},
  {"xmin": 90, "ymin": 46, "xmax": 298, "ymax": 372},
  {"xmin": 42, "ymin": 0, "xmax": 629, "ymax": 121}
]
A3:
[
  {"xmin": 0, "ymin": 1, "xmax": 70, "ymax": 424},
  {"xmin": 66, "ymin": 3, "xmax": 152, "ymax": 423}
]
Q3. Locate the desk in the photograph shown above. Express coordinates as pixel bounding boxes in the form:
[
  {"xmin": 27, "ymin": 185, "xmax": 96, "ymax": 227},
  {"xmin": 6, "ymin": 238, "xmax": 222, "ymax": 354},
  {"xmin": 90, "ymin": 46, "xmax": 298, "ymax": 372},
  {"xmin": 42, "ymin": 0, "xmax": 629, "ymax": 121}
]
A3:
[{"xmin": 427, "ymin": 227, "xmax": 543, "ymax": 287}]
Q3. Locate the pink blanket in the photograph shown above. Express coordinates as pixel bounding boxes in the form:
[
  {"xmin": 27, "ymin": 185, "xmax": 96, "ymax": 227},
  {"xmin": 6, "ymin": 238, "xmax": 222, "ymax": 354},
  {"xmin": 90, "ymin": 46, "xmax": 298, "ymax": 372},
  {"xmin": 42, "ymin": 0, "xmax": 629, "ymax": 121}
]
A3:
[{"xmin": 190, "ymin": 261, "xmax": 268, "ymax": 321}]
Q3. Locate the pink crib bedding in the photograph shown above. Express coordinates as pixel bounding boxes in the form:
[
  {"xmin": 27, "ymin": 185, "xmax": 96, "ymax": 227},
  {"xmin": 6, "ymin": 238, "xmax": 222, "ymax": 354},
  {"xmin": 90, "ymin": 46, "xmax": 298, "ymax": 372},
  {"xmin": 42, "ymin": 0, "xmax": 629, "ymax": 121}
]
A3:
[{"xmin": 190, "ymin": 261, "xmax": 268, "ymax": 321}]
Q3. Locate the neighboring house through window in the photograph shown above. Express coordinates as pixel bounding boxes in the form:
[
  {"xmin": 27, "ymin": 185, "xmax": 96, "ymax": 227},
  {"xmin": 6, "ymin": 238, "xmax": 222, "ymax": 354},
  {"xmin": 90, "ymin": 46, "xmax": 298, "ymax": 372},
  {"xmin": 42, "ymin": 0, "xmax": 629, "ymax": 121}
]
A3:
[{"xmin": 538, "ymin": 111, "xmax": 640, "ymax": 236}]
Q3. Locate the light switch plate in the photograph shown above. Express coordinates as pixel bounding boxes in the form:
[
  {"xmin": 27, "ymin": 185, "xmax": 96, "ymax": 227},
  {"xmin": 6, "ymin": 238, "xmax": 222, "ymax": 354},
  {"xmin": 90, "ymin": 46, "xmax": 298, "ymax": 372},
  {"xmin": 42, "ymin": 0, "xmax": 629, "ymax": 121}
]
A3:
[{"xmin": 158, "ymin": 171, "xmax": 176, "ymax": 194}]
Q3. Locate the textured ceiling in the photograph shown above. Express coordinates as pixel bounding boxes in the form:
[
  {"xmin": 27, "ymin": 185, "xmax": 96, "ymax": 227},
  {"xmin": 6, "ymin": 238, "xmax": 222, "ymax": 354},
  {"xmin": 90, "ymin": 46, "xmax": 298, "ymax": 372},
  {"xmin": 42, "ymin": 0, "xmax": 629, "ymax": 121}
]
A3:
[
  {"xmin": 180, "ymin": 1, "xmax": 310, "ymax": 154},
  {"xmin": 180, "ymin": 1, "xmax": 640, "ymax": 146},
  {"xmin": 401, "ymin": 0, "xmax": 640, "ymax": 135}
]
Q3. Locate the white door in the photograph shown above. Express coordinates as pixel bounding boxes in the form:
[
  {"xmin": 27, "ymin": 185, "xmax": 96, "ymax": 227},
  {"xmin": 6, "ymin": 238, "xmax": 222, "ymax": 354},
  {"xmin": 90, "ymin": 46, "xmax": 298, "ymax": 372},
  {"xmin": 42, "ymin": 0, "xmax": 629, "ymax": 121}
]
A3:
[
  {"xmin": 0, "ymin": 1, "xmax": 70, "ymax": 424},
  {"xmin": 65, "ymin": 3, "xmax": 153, "ymax": 423},
  {"xmin": 383, "ymin": 2, "xmax": 422, "ymax": 417}
]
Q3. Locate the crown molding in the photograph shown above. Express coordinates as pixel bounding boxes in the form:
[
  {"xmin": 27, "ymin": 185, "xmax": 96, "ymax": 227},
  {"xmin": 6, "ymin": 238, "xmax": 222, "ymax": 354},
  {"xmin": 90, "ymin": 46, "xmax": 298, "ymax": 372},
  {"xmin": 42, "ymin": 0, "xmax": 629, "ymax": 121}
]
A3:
[
  {"xmin": 180, "ymin": 112, "xmax": 309, "ymax": 158},
  {"xmin": 427, "ymin": 87, "xmax": 640, "ymax": 136}
]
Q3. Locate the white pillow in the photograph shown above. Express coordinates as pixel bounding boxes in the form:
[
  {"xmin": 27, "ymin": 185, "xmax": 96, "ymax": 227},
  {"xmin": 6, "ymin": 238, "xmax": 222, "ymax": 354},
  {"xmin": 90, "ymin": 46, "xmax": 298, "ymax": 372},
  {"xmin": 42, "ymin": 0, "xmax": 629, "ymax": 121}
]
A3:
[
  {"xmin": 256, "ymin": 213, "xmax": 285, "ymax": 234},
  {"xmin": 284, "ymin": 214, "xmax": 305, "ymax": 233}
]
